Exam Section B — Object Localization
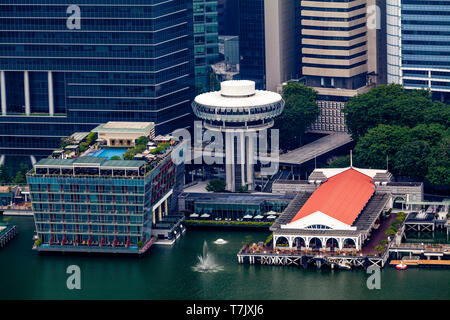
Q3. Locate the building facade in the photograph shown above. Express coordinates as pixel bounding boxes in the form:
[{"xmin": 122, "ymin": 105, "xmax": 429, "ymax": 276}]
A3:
[
  {"xmin": 0, "ymin": 1, "xmax": 194, "ymax": 159},
  {"xmin": 387, "ymin": 0, "xmax": 450, "ymax": 103},
  {"xmin": 179, "ymin": 192, "xmax": 294, "ymax": 220},
  {"xmin": 217, "ymin": 0, "xmax": 239, "ymax": 36},
  {"xmin": 239, "ymin": 0, "xmax": 302, "ymax": 92},
  {"xmin": 265, "ymin": 0, "xmax": 302, "ymax": 92},
  {"xmin": 27, "ymin": 152, "xmax": 178, "ymax": 254},
  {"xmin": 193, "ymin": 0, "xmax": 220, "ymax": 93},
  {"xmin": 302, "ymin": 0, "xmax": 385, "ymax": 133},
  {"xmin": 239, "ymin": 0, "xmax": 266, "ymax": 89}
]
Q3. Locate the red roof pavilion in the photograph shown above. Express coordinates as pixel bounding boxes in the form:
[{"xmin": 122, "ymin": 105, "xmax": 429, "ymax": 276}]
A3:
[{"xmin": 290, "ymin": 168, "xmax": 375, "ymax": 226}]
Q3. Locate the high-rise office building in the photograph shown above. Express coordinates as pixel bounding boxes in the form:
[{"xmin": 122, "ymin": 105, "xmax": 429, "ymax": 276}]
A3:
[
  {"xmin": 0, "ymin": 1, "xmax": 194, "ymax": 159},
  {"xmin": 239, "ymin": 0, "xmax": 266, "ymax": 89},
  {"xmin": 303, "ymin": 0, "xmax": 385, "ymax": 133},
  {"xmin": 218, "ymin": 0, "xmax": 240, "ymax": 36},
  {"xmin": 240, "ymin": 0, "xmax": 301, "ymax": 91},
  {"xmin": 193, "ymin": 0, "xmax": 220, "ymax": 93},
  {"xmin": 387, "ymin": 0, "xmax": 450, "ymax": 103},
  {"xmin": 265, "ymin": 0, "xmax": 302, "ymax": 92}
]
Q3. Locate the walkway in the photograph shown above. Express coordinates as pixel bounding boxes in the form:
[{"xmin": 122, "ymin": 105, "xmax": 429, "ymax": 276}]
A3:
[
  {"xmin": 279, "ymin": 132, "xmax": 353, "ymax": 165},
  {"xmin": 361, "ymin": 212, "xmax": 397, "ymax": 255}
]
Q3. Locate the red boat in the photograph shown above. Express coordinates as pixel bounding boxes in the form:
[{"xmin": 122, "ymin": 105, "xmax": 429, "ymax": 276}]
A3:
[{"xmin": 396, "ymin": 263, "xmax": 407, "ymax": 270}]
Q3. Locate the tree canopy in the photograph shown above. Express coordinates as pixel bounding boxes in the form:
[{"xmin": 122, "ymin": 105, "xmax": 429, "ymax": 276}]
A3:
[
  {"xmin": 342, "ymin": 84, "xmax": 450, "ymax": 187},
  {"xmin": 206, "ymin": 179, "xmax": 226, "ymax": 192},
  {"xmin": 343, "ymin": 84, "xmax": 449, "ymax": 140},
  {"xmin": 0, "ymin": 165, "xmax": 10, "ymax": 184},
  {"xmin": 353, "ymin": 123, "xmax": 449, "ymax": 184},
  {"xmin": 275, "ymin": 83, "xmax": 320, "ymax": 149}
]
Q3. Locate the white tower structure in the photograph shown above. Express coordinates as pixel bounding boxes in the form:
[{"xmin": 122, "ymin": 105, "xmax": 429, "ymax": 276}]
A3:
[{"xmin": 192, "ymin": 80, "xmax": 284, "ymax": 192}]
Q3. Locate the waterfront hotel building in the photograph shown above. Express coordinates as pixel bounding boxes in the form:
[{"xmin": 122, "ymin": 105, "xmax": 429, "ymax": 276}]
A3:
[
  {"xmin": 0, "ymin": 1, "xmax": 194, "ymax": 159},
  {"xmin": 26, "ymin": 124, "xmax": 183, "ymax": 254},
  {"xmin": 387, "ymin": 0, "xmax": 450, "ymax": 103}
]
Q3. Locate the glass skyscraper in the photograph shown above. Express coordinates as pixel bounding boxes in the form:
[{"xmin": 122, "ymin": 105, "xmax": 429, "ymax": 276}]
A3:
[
  {"xmin": 387, "ymin": 0, "xmax": 450, "ymax": 102},
  {"xmin": 193, "ymin": 0, "xmax": 219, "ymax": 93},
  {"xmin": 0, "ymin": 1, "xmax": 194, "ymax": 158},
  {"xmin": 239, "ymin": 0, "xmax": 266, "ymax": 90}
]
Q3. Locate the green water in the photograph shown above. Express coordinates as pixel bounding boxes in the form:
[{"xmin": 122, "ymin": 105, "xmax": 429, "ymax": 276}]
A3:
[{"xmin": 0, "ymin": 216, "xmax": 449, "ymax": 300}]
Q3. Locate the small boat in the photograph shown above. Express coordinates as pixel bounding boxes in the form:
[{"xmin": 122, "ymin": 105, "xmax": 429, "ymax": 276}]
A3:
[
  {"xmin": 214, "ymin": 238, "xmax": 228, "ymax": 245},
  {"xmin": 337, "ymin": 262, "xmax": 352, "ymax": 270},
  {"xmin": 396, "ymin": 263, "xmax": 407, "ymax": 270}
]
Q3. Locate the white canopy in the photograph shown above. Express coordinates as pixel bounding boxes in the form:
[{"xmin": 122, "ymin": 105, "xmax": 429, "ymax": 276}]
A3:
[
  {"xmin": 200, "ymin": 213, "xmax": 210, "ymax": 218},
  {"xmin": 243, "ymin": 215, "xmax": 253, "ymax": 219},
  {"xmin": 267, "ymin": 215, "xmax": 277, "ymax": 219},
  {"xmin": 253, "ymin": 215, "xmax": 264, "ymax": 219},
  {"xmin": 190, "ymin": 213, "xmax": 199, "ymax": 218}
]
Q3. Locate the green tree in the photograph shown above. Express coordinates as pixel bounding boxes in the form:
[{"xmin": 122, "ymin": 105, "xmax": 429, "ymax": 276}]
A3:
[
  {"xmin": 60, "ymin": 136, "xmax": 77, "ymax": 148},
  {"xmin": 13, "ymin": 171, "xmax": 26, "ymax": 184},
  {"xmin": 85, "ymin": 132, "xmax": 97, "ymax": 146},
  {"xmin": 78, "ymin": 142, "xmax": 88, "ymax": 153},
  {"xmin": 426, "ymin": 135, "xmax": 450, "ymax": 186},
  {"xmin": 110, "ymin": 155, "xmax": 122, "ymax": 160},
  {"xmin": 353, "ymin": 122, "xmax": 448, "ymax": 183},
  {"xmin": 0, "ymin": 165, "xmax": 10, "ymax": 184},
  {"xmin": 209, "ymin": 72, "xmax": 220, "ymax": 92},
  {"xmin": 135, "ymin": 136, "xmax": 149, "ymax": 146},
  {"xmin": 205, "ymin": 179, "xmax": 226, "ymax": 192},
  {"xmin": 344, "ymin": 84, "xmax": 448, "ymax": 141},
  {"xmin": 326, "ymin": 155, "xmax": 350, "ymax": 168},
  {"xmin": 354, "ymin": 124, "xmax": 410, "ymax": 170},
  {"xmin": 237, "ymin": 185, "xmax": 248, "ymax": 193},
  {"xmin": 275, "ymin": 83, "xmax": 319, "ymax": 149}
]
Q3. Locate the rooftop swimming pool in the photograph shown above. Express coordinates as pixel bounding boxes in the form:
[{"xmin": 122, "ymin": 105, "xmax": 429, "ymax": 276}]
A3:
[{"xmin": 89, "ymin": 148, "xmax": 128, "ymax": 160}]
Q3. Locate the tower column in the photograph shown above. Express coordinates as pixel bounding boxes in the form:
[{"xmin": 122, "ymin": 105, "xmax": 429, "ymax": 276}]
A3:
[
  {"xmin": 1, "ymin": 71, "xmax": 6, "ymax": 116},
  {"xmin": 225, "ymin": 131, "xmax": 235, "ymax": 192},
  {"xmin": 239, "ymin": 131, "xmax": 246, "ymax": 188},
  {"xmin": 48, "ymin": 71, "xmax": 54, "ymax": 116},
  {"xmin": 246, "ymin": 133, "xmax": 255, "ymax": 190},
  {"xmin": 24, "ymin": 71, "xmax": 30, "ymax": 116}
]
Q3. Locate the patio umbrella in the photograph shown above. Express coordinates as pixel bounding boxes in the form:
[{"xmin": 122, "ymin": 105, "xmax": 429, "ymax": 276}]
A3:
[
  {"xmin": 253, "ymin": 215, "xmax": 264, "ymax": 219},
  {"xmin": 267, "ymin": 215, "xmax": 277, "ymax": 220},
  {"xmin": 200, "ymin": 213, "xmax": 210, "ymax": 218},
  {"xmin": 190, "ymin": 213, "xmax": 199, "ymax": 218},
  {"xmin": 243, "ymin": 215, "xmax": 253, "ymax": 219}
]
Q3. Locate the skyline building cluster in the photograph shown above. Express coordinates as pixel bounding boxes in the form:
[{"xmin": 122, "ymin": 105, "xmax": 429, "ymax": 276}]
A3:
[
  {"xmin": 0, "ymin": 0, "xmax": 195, "ymax": 159},
  {"xmin": 0, "ymin": 0, "xmax": 448, "ymax": 162}
]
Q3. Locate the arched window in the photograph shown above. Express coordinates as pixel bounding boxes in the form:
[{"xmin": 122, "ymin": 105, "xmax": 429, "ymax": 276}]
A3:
[{"xmin": 306, "ymin": 224, "xmax": 331, "ymax": 230}]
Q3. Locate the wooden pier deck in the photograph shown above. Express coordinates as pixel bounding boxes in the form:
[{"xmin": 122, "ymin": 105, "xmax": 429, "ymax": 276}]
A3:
[
  {"xmin": 237, "ymin": 249, "xmax": 388, "ymax": 270},
  {"xmin": 0, "ymin": 224, "xmax": 18, "ymax": 248},
  {"xmin": 389, "ymin": 259, "xmax": 450, "ymax": 267}
]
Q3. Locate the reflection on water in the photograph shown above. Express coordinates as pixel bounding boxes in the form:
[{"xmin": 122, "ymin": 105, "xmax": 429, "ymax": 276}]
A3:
[{"xmin": 0, "ymin": 216, "xmax": 449, "ymax": 300}]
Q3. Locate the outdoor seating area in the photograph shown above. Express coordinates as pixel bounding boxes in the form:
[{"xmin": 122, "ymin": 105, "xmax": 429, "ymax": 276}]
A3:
[{"xmin": 187, "ymin": 211, "xmax": 282, "ymax": 223}]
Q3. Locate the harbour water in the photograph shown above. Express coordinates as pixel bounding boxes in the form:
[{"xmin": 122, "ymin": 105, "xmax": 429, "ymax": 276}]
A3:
[{"xmin": 0, "ymin": 216, "xmax": 449, "ymax": 300}]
